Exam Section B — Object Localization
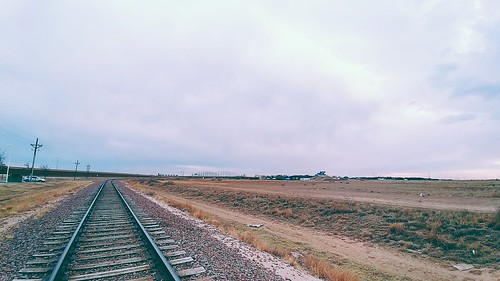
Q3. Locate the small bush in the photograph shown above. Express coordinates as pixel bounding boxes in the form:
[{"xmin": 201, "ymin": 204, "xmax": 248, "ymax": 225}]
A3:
[
  {"xmin": 298, "ymin": 213, "xmax": 312, "ymax": 223},
  {"xmin": 387, "ymin": 223, "xmax": 404, "ymax": 234},
  {"xmin": 361, "ymin": 229, "xmax": 372, "ymax": 238},
  {"xmin": 427, "ymin": 220, "xmax": 442, "ymax": 230},
  {"xmin": 494, "ymin": 207, "xmax": 500, "ymax": 230},
  {"xmin": 272, "ymin": 207, "xmax": 294, "ymax": 218},
  {"xmin": 302, "ymin": 254, "xmax": 360, "ymax": 281},
  {"xmin": 426, "ymin": 230, "xmax": 456, "ymax": 250},
  {"xmin": 235, "ymin": 230, "xmax": 258, "ymax": 246}
]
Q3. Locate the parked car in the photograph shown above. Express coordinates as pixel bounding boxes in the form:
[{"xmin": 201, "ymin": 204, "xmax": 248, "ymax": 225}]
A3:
[{"xmin": 23, "ymin": 176, "xmax": 46, "ymax": 182}]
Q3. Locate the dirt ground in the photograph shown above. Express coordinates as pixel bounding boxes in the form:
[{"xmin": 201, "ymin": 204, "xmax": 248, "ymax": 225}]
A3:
[
  {"xmin": 129, "ymin": 179, "xmax": 500, "ymax": 281},
  {"xmin": 170, "ymin": 179, "xmax": 499, "ymax": 213}
]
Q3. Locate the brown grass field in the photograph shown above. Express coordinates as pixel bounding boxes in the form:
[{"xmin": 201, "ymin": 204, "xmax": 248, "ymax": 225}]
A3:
[
  {"xmin": 0, "ymin": 179, "xmax": 92, "ymax": 240},
  {"xmin": 127, "ymin": 178, "xmax": 500, "ymax": 281}
]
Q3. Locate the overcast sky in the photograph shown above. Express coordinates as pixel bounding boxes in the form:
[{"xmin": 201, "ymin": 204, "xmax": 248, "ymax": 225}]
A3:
[{"xmin": 1, "ymin": 1, "xmax": 499, "ymax": 179}]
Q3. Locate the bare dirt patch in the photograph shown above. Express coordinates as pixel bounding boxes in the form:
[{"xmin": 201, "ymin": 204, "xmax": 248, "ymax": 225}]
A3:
[{"xmin": 128, "ymin": 179, "xmax": 500, "ymax": 281}]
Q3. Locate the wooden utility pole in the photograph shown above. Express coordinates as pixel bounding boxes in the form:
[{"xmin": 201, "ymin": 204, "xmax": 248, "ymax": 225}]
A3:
[
  {"xmin": 74, "ymin": 160, "xmax": 80, "ymax": 180},
  {"xmin": 30, "ymin": 138, "xmax": 43, "ymax": 179}
]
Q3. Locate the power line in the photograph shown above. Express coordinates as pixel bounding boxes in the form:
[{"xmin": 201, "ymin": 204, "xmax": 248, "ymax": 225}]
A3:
[{"xmin": 0, "ymin": 119, "xmax": 34, "ymax": 143}]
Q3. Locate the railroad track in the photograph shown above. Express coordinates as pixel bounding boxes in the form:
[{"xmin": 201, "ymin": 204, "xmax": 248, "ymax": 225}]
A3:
[{"xmin": 14, "ymin": 180, "xmax": 205, "ymax": 281}]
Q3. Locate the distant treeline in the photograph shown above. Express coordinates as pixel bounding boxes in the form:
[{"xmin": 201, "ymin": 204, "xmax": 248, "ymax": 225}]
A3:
[
  {"xmin": 260, "ymin": 175, "xmax": 445, "ymax": 181},
  {"xmin": 260, "ymin": 175, "xmax": 314, "ymax": 180},
  {"xmin": 353, "ymin": 176, "xmax": 442, "ymax": 181}
]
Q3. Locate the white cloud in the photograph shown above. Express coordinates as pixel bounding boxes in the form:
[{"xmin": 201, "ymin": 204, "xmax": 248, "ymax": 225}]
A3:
[{"xmin": 1, "ymin": 0, "xmax": 499, "ymax": 178}]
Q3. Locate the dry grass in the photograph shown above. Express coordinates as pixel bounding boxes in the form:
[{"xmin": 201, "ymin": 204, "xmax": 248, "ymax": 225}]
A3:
[
  {"xmin": 303, "ymin": 254, "xmax": 359, "ymax": 281},
  {"xmin": 272, "ymin": 207, "xmax": 294, "ymax": 217},
  {"xmin": 185, "ymin": 200, "xmax": 359, "ymax": 281},
  {"xmin": 0, "ymin": 180, "xmax": 92, "ymax": 219},
  {"xmin": 495, "ymin": 207, "xmax": 500, "ymax": 230},
  {"xmin": 387, "ymin": 222, "xmax": 404, "ymax": 233}
]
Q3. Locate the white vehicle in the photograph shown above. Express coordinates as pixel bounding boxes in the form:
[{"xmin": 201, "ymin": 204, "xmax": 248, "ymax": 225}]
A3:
[{"xmin": 23, "ymin": 176, "xmax": 46, "ymax": 182}]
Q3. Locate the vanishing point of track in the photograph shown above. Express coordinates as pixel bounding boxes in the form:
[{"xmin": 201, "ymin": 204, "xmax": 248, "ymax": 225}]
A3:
[{"xmin": 14, "ymin": 180, "xmax": 205, "ymax": 281}]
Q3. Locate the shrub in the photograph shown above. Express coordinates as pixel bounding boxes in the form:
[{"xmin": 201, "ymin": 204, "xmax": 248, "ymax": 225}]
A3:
[
  {"xmin": 494, "ymin": 207, "xmax": 500, "ymax": 230},
  {"xmin": 426, "ymin": 230, "xmax": 456, "ymax": 250},
  {"xmin": 302, "ymin": 254, "xmax": 360, "ymax": 281},
  {"xmin": 427, "ymin": 220, "xmax": 442, "ymax": 230},
  {"xmin": 387, "ymin": 223, "xmax": 404, "ymax": 234},
  {"xmin": 272, "ymin": 207, "xmax": 294, "ymax": 218}
]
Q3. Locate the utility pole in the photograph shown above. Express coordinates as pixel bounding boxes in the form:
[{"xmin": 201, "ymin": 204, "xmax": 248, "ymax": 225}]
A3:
[
  {"xmin": 86, "ymin": 164, "xmax": 90, "ymax": 178},
  {"xmin": 74, "ymin": 160, "xmax": 80, "ymax": 180},
  {"xmin": 30, "ymin": 138, "xmax": 43, "ymax": 179},
  {"xmin": 5, "ymin": 144, "xmax": 12, "ymax": 183}
]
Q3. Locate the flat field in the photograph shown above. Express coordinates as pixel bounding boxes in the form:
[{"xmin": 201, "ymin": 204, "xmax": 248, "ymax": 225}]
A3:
[
  {"xmin": 128, "ymin": 178, "xmax": 500, "ymax": 281},
  {"xmin": 0, "ymin": 179, "xmax": 93, "ymax": 239}
]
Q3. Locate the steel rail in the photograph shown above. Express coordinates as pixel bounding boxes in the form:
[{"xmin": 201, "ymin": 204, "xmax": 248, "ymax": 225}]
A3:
[
  {"xmin": 112, "ymin": 180, "xmax": 181, "ymax": 281},
  {"xmin": 47, "ymin": 180, "xmax": 107, "ymax": 281}
]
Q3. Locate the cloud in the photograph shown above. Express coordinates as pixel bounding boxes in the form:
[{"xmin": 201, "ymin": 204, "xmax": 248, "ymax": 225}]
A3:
[
  {"xmin": 457, "ymin": 82, "xmax": 500, "ymax": 99},
  {"xmin": 1, "ymin": 1, "xmax": 499, "ymax": 179},
  {"xmin": 438, "ymin": 113, "xmax": 477, "ymax": 124}
]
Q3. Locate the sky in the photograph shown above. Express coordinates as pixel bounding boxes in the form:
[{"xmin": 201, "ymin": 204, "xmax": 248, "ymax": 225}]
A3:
[{"xmin": 1, "ymin": 1, "xmax": 499, "ymax": 179}]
